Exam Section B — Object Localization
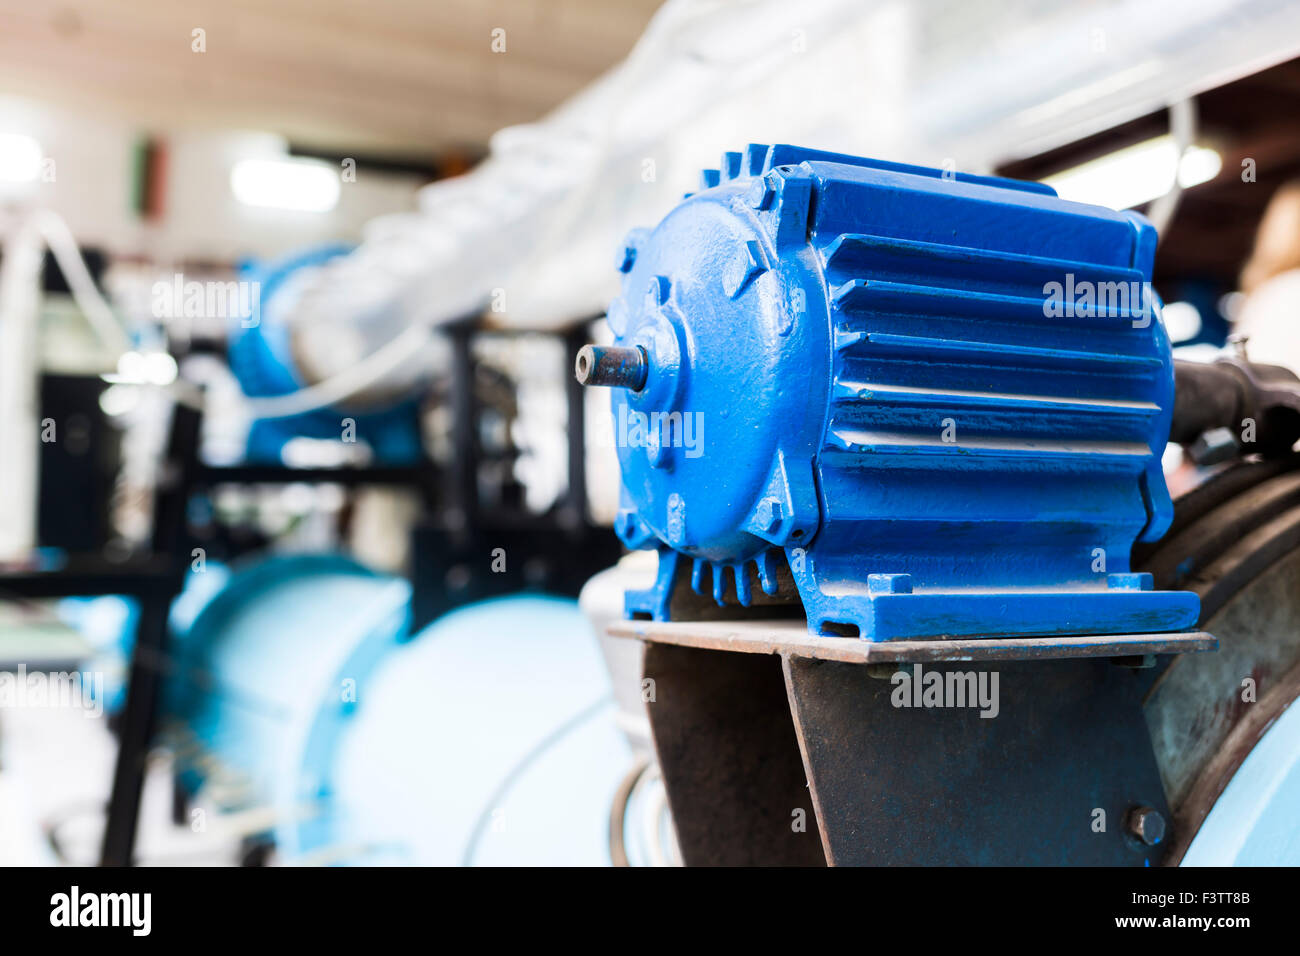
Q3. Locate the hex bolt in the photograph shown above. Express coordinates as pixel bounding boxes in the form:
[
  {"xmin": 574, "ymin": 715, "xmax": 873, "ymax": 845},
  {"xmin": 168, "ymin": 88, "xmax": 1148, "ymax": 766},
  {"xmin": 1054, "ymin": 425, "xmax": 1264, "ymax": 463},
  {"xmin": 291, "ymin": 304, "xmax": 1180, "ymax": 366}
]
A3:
[
  {"xmin": 1189, "ymin": 426, "xmax": 1239, "ymax": 466},
  {"xmin": 867, "ymin": 573, "xmax": 913, "ymax": 595},
  {"xmin": 1125, "ymin": 806, "xmax": 1166, "ymax": 847},
  {"xmin": 756, "ymin": 497, "xmax": 784, "ymax": 534},
  {"xmin": 575, "ymin": 345, "xmax": 648, "ymax": 391}
]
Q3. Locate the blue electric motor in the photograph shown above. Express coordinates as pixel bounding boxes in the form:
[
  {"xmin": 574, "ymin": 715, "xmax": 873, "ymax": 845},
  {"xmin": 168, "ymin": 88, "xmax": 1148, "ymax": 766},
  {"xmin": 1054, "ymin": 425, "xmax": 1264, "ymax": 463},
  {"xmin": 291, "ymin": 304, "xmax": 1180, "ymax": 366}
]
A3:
[{"xmin": 580, "ymin": 144, "xmax": 1200, "ymax": 641}]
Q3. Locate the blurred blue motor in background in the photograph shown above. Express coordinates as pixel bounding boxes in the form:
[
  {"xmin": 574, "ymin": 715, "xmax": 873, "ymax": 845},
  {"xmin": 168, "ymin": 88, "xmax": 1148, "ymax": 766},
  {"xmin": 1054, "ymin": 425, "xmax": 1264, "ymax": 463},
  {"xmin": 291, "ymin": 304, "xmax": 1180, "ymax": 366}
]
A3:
[
  {"xmin": 228, "ymin": 245, "xmax": 425, "ymax": 464},
  {"xmin": 155, "ymin": 553, "xmax": 626, "ymax": 865},
  {"xmin": 291, "ymin": 595, "xmax": 628, "ymax": 865}
]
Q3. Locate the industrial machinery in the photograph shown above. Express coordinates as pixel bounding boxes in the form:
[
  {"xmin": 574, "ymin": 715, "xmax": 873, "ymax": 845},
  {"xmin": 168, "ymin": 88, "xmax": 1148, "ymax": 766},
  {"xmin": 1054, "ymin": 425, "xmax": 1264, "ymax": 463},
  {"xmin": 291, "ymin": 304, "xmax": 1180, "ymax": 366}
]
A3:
[
  {"xmin": 159, "ymin": 553, "xmax": 628, "ymax": 865},
  {"xmin": 578, "ymin": 144, "xmax": 1300, "ymax": 865},
  {"xmin": 582, "ymin": 143, "xmax": 1199, "ymax": 642},
  {"xmin": 4, "ymin": 225, "xmax": 624, "ymax": 865},
  {"xmin": 228, "ymin": 244, "xmax": 430, "ymax": 465},
  {"xmin": 110, "ymin": 309, "xmax": 620, "ymax": 863}
]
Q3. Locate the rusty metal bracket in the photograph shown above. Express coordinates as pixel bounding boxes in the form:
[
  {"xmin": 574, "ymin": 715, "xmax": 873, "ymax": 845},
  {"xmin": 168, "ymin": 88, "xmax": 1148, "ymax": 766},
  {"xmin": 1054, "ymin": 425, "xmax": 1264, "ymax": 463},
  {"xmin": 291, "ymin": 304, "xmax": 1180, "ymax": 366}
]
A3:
[{"xmin": 624, "ymin": 620, "xmax": 1192, "ymax": 865}]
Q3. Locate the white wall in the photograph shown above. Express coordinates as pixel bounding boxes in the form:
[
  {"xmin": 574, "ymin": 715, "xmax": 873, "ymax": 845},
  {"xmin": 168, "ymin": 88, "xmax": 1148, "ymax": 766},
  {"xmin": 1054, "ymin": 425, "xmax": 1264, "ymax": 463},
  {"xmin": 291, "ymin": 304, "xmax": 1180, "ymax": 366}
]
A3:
[{"xmin": 0, "ymin": 94, "xmax": 427, "ymax": 264}]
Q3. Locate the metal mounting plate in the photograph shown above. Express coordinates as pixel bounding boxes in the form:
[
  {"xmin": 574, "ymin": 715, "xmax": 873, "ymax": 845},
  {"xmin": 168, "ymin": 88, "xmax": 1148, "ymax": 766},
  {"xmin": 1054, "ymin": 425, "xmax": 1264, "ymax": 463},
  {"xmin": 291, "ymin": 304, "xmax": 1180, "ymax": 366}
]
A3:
[{"xmin": 609, "ymin": 617, "xmax": 1216, "ymax": 663}]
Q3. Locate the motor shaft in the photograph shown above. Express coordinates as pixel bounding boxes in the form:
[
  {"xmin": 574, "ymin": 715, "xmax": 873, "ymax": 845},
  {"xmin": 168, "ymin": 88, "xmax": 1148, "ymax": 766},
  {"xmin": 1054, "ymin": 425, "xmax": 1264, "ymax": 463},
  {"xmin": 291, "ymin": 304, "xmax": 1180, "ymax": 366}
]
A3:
[{"xmin": 574, "ymin": 345, "xmax": 647, "ymax": 391}]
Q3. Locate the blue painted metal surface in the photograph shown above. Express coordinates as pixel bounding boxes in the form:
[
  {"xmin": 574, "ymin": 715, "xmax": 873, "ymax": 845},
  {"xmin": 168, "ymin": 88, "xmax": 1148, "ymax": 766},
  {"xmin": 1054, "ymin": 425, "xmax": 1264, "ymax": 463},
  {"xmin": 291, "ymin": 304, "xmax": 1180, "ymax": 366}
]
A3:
[
  {"xmin": 162, "ymin": 556, "xmax": 626, "ymax": 864},
  {"xmin": 603, "ymin": 144, "xmax": 1199, "ymax": 641},
  {"xmin": 57, "ymin": 563, "xmax": 232, "ymax": 714},
  {"xmin": 165, "ymin": 553, "xmax": 412, "ymax": 809},
  {"xmin": 229, "ymin": 244, "xmax": 423, "ymax": 464},
  {"xmin": 283, "ymin": 595, "xmax": 628, "ymax": 865}
]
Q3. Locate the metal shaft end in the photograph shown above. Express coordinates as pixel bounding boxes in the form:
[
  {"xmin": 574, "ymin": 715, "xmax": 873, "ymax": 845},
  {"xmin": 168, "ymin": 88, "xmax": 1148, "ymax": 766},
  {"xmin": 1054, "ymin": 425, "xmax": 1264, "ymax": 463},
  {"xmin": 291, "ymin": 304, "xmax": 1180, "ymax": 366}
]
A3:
[{"xmin": 575, "ymin": 345, "xmax": 647, "ymax": 391}]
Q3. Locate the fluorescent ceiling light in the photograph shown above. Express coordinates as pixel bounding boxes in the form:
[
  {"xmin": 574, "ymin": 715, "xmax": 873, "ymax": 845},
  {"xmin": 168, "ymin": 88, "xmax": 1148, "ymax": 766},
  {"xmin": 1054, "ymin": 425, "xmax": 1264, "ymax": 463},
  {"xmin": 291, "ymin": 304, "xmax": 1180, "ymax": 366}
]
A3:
[
  {"xmin": 0, "ymin": 132, "xmax": 43, "ymax": 182},
  {"xmin": 231, "ymin": 157, "xmax": 340, "ymax": 212},
  {"xmin": 1043, "ymin": 135, "xmax": 1222, "ymax": 211}
]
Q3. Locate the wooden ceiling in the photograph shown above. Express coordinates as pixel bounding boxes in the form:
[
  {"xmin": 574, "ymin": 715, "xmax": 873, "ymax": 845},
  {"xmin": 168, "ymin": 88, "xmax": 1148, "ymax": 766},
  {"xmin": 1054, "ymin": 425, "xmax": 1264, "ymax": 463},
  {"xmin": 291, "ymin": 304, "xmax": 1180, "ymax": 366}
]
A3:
[
  {"xmin": 999, "ymin": 56, "xmax": 1300, "ymax": 288},
  {"xmin": 0, "ymin": 0, "xmax": 664, "ymax": 162}
]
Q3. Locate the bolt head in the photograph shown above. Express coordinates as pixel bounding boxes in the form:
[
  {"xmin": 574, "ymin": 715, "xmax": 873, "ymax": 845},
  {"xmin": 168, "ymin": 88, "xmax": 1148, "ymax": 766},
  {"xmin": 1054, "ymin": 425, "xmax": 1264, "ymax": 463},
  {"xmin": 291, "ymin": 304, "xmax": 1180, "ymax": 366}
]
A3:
[
  {"xmin": 756, "ymin": 497, "xmax": 784, "ymax": 534},
  {"xmin": 1126, "ymin": 806, "xmax": 1166, "ymax": 847},
  {"xmin": 1190, "ymin": 426, "xmax": 1238, "ymax": 466},
  {"xmin": 867, "ymin": 573, "xmax": 913, "ymax": 595}
]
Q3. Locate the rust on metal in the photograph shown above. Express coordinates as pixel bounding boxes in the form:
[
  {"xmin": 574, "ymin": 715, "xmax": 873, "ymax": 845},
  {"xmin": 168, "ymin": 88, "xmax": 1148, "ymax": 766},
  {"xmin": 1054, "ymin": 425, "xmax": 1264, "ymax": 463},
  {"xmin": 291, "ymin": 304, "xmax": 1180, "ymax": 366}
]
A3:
[
  {"xmin": 638, "ymin": 638, "xmax": 1174, "ymax": 865},
  {"xmin": 1160, "ymin": 657, "xmax": 1300, "ymax": 865}
]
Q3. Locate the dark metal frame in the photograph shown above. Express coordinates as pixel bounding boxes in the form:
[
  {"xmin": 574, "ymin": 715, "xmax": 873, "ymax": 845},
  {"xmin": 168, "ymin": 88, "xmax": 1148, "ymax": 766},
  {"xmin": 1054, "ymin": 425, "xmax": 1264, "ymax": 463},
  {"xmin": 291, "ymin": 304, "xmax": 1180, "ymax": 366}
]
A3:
[
  {"xmin": 0, "ymin": 400, "xmax": 201, "ymax": 866},
  {"xmin": 632, "ymin": 635, "xmax": 1176, "ymax": 866}
]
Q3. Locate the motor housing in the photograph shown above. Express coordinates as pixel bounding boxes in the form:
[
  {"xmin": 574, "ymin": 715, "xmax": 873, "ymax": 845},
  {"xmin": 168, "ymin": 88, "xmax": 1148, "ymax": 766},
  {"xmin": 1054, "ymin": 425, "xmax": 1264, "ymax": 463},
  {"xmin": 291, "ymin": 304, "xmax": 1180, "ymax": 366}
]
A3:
[{"xmin": 592, "ymin": 144, "xmax": 1199, "ymax": 641}]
